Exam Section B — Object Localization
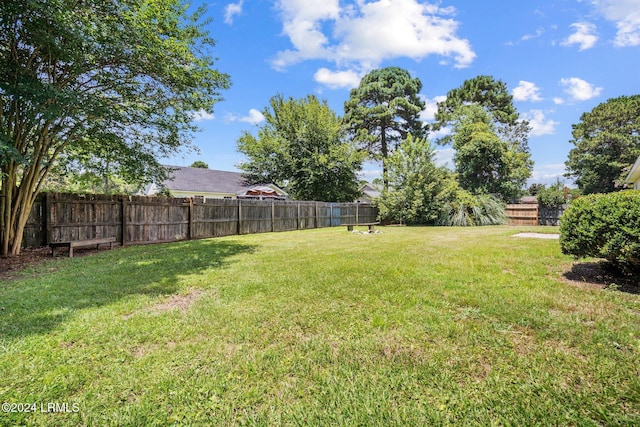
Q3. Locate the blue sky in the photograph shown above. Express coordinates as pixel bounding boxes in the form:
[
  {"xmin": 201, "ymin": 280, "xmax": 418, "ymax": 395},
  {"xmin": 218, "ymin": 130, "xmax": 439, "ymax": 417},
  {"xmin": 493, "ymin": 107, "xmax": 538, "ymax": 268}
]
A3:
[{"xmin": 166, "ymin": 0, "xmax": 640, "ymax": 186}]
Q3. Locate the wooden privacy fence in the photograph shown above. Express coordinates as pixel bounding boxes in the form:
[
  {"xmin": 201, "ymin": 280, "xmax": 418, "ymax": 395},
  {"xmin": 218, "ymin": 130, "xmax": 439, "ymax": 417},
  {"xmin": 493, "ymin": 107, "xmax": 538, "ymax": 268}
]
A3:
[
  {"xmin": 9, "ymin": 193, "xmax": 378, "ymax": 248},
  {"xmin": 538, "ymin": 205, "xmax": 567, "ymax": 226},
  {"xmin": 505, "ymin": 204, "xmax": 538, "ymax": 226},
  {"xmin": 505, "ymin": 204, "xmax": 567, "ymax": 226}
]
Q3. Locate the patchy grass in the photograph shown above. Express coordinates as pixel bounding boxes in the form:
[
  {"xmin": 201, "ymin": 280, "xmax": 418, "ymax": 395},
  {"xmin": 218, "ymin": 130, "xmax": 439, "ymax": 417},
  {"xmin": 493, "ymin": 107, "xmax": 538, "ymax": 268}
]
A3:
[{"xmin": 1, "ymin": 226, "xmax": 639, "ymax": 426}]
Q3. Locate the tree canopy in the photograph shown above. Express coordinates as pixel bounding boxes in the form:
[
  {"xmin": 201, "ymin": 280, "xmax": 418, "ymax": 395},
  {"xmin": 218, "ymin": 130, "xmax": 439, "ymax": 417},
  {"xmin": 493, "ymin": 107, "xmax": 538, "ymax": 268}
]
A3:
[
  {"xmin": 343, "ymin": 67, "xmax": 426, "ymax": 184},
  {"xmin": 378, "ymin": 131, "xmax": 506, "ymax": 227},
  {"xmin": 378, "ymin": 134, "xmax": 449, "ymax": 225},
  {"xmin": 433, "ymin": 75, "xmax": 518, "ymax": 132},
  {"xmin": 190, "ymin": 161, "xmax": 209, "ymax": 169},
  {"xmin": 237, "ymin": 95, "xmax": 364, "ymax": 202},
  {"xmin": 450, "ymin": 105, "xmax": 532, "ymax": 201},
  {"xmin": 430, "ymin": 76, "xmax": 532, "ymax": 200},
  {"xmin": 0, "ymin": 0, "xmax": 230, "ymax": 255},
  {"xmin": 565, "ymin": 95, "xmax": 640, "ymax": 194}
]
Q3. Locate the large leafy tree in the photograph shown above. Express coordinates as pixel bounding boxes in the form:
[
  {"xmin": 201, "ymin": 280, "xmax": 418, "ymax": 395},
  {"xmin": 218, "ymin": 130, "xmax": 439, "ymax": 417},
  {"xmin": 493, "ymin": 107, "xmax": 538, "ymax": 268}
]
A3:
[
  {"xmin": 343, "ymin": 67, "xmax": 426, "ymax": 185},
  {"xmin": 42, "ymin": 148, "xmax": 141, "ymax": 195},
  {"xmin": 451, "ymin": 105, "xmax": 532, "ymax": 201},
  {"xmin": 434, "ymin": 75, "xmax": 531, "ymax": 152},
  {"xmin": 433, "ymin": 75, "xmax": 518, "ymax": 131},
  {"xmin": 378, "ymin": 134, "xmax": 449, "ymax": 225},
  {"xmin": 0, "ymin": 0, "xmax": 230, "ymax": 256},
  {"xmin": 378, "ymin": 132, "xmax": 507, "ymax": 226},
  {"xmin": 565, "ymin": 95, "xmax": 640, "ymax": 194},
  {"xmin": 237, "ymin": 95, "xmax": 364, "ymax": 202},
  {"xmin": 432, "ymin": 75, "xmax": 532, "ymax": 200}
]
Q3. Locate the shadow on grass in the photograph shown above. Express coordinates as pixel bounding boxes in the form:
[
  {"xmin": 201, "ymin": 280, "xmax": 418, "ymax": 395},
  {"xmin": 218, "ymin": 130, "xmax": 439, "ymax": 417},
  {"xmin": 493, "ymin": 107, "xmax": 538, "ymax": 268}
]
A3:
[
  {"xmin": 563, "ymin": 261, "xmax": 639, "ymax": 294},
  {"xmin": 0, "ymin": 238, "xmax": 256, "ymax": 340}
]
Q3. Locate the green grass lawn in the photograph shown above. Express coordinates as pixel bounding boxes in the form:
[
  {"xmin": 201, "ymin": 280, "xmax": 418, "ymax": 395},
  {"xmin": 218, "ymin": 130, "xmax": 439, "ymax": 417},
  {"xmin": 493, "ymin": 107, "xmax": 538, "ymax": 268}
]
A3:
[{"xmin": 1, "ymin": 226, "xmax": 639, "ymax": 426}]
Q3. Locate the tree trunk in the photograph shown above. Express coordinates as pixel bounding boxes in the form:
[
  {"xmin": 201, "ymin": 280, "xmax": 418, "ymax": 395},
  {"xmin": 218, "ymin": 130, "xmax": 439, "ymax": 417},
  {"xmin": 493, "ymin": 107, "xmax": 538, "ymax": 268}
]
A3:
[
  {"xmin": 381, "ymin": 127, "xmax": 389, "ymax": 190},
  {"xmin": 1, "ymin": 166, "xmax": 17, "ymax": 257},
  {"xmin": 1, "ymin": 160, "xmax": 47, "ymax": 256}
]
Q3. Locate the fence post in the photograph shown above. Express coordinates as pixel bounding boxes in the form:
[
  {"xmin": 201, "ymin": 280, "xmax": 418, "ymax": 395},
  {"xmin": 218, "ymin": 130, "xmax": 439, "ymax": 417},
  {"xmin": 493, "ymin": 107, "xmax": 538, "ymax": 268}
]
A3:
[
  {"xmin": 329, "ymin": 203, "xmax": 333, "ymax": 227},
  {"xmin": 121, "ymin": 196, "xmax": 127, "ymax": 246},
  {"xmin": 44, "ymin": 192, "xmax": 52, "ymax": 245},
  {"xmin": 356, "ymin": 203, "xmax": 359, "ymax": 225},
  {"xmin": 314, "ymin": 202, "xmax": 318, "ymax": 229},
  {"xmin": 188, "ymin": 198, "xmax": 194, "ymax": 240},
  {"xmin": 237, "ymin": 199, "xmax": 242, "ymax": 235},
  {"xmin": 271, "ymin": 200, "xmax": 275, "ymax": 232},
  {"xmin": 297, "ymin": 202, "xmax": 301, "ymax": 230}
]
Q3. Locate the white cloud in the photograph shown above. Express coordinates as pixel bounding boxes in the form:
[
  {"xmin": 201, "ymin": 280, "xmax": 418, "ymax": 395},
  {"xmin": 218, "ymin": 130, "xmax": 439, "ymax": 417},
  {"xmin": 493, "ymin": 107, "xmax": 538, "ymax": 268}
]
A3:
[
  {"xmin": 419, "ymin": 95, "xmax": 447, "ymax": 121},
  {"xmin": 560, "ymin": 77, "xmax": 603, "ymax": 101},
  {"xmin": 239, "ymin": 109, "xmax": 265, "ymax": 125},
  {"xmin": 192, "ymin": 109, "xmax": 215, "ymax": 122},
  {"xmin": 529, "ymin": 163, "xmax": 571, "ymax": 187},
  {"xmin": 562, "ymin": 22, "xmax": 598, "ymax": 50},
  {"xmin": 522, "ymin": 110, "xmax": 558, "ymax": 137},
  {"xmin": 553, "ymin": 97, "xmax": 565, "ymax": 105},
  {"xmin": 272, "ymin": 0, "xmax": 476, "ymax": 73},
  {"xmin": 521, "ymin": 27, "xmax": 545, "ymax": 41},
  {"xmin": 226, "ymin": 109, "xmax": 266, "ymax": 125},
  {"xmin": 358, "ymin": 168, "xmax": 383, "ymax": 181},
  {"xmin": 505, "ymin": 29, "xmax": 539, "ymax": 46},
  {"xmin": 224, "ymin": 1, "xmax": 244, "ymax": 25},
  {"xmin": 590, "ymin": 0, "xmax": 640, "ymax": 46},
  {"xmin": 314, "ymin": 68, "xmax": 361, "ymax": 89},
  {"xmin": 512, "ymin": 81, "xmax": 543, "ymax": 102}
]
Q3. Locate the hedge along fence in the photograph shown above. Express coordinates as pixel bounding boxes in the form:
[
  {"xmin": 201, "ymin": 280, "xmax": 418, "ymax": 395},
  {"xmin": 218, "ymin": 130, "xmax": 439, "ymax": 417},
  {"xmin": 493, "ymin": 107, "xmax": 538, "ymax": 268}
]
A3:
[{"xmin": 3, "ymin": 193, "xmax": 378, "ymax": 249}]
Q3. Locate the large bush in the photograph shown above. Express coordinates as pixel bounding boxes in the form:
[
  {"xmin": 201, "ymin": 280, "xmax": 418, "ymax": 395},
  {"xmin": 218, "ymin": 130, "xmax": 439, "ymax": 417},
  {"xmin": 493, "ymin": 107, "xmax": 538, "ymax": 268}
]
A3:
[
  {"xmin": 378, "ymin": 133, "xmax": 507, "ymax": 226},
  {"xmin": 437, "ymin": 185, "xmax": 506, "ymax": 226},
  {"xmin": 560, "ymin": 191, "xmax": 640, "ymax": 270},
  {"xmin": 377, "ymin": 135, "xmax": 450, "ymax": 225},
  {"xmin": 536, "ymin": 180, "xmax": 567, "ymax": 208}
]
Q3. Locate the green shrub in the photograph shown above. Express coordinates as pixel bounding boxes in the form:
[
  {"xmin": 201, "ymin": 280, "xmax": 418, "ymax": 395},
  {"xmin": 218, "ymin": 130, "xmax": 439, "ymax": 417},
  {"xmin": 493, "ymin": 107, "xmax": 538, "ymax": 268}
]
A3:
[
  {"xmin": 560, "ymin": 190, "xmax": 640, "ymax": 270},
  {"xmin": 377, "ymin": 135, "xmax": 454, "ymax": 225},
  {"xmin": 437, "ymin": 190, "xmax": 506, "ymax": 226},
  {"xmin": 537, "ymin": 180, "xmax": 567, "ymax": 208}
]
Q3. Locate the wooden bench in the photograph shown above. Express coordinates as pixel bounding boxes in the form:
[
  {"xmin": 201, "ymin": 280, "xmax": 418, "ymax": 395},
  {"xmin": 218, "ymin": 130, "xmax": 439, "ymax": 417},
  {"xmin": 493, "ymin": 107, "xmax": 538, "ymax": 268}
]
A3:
[
  {"xmin": 344, "ymin": 222, "xmax": 380, "ymax": 233},
  {"xmin": 50, "ymin": 237, "xmax": 117, "ymax": 257}
]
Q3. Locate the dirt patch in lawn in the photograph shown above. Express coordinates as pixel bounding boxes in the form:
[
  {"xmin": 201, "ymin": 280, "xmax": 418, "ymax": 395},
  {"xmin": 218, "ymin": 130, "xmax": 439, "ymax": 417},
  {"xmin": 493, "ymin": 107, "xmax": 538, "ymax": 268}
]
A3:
[
  {"xmin": 561, "ymin": 261, "xmax": 639, "ymax": 294},
  {"xmin": 149, "ymin": 289, "xmax": 205, "ymax": 314},
  {"xmin": 511, "ymin": 232, "xmax": 560, "ymax": 239}
]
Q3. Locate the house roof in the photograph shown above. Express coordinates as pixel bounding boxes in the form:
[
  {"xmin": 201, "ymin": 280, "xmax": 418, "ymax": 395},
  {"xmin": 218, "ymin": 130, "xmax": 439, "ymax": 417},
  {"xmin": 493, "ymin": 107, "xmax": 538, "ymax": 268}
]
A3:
[
  {"xmin": 162, "ymin": 166, "xmax": 250, "ymax": 194},
  {"xmin": 625, "ymin": 155, "xmax": 640, "ymax": 184},
  {"xmin": 157, "ymin": 166, "xmax": 286, "ymax": 197},
  {"xmin": 360, "ymin": 183, "xmax": 381, "ymax": 199}
]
